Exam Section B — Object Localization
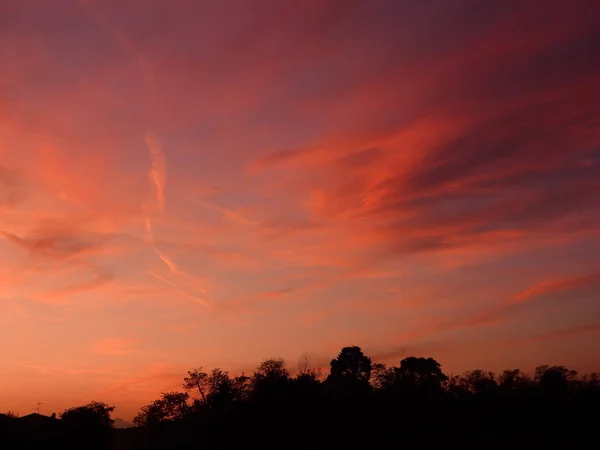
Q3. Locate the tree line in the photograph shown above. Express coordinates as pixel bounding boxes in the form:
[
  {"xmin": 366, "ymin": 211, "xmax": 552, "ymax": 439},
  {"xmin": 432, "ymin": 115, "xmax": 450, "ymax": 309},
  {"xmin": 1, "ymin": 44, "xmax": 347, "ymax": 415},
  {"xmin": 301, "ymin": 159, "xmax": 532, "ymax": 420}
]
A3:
[{"xmin": 1, "ymin": 346, "xmax": 599, "ymax": 448}]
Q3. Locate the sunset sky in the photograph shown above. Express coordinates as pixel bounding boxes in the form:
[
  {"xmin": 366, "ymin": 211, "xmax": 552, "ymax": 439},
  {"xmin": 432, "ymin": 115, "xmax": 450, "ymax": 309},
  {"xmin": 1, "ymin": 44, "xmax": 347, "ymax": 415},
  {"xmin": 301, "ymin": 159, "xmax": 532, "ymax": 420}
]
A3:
[{"xmin": 1, "ymin": 0, "xmax": 600, "ymax": 422}]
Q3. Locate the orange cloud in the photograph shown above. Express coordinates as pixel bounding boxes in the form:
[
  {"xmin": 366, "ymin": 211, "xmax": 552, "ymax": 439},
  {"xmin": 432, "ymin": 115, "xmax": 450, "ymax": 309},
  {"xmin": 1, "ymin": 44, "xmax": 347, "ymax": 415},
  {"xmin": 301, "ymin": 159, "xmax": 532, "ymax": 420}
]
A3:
[
  {"xmin": 514, "ymin": 273, "xmax": 600, "ymax": 303},
  {"xmin": 37, "ymin": 273, "xmax": 113, "ymax": 303},
  {"xmin": 1, "ymin": 226, "xmax": 93, "ymax": 261}
]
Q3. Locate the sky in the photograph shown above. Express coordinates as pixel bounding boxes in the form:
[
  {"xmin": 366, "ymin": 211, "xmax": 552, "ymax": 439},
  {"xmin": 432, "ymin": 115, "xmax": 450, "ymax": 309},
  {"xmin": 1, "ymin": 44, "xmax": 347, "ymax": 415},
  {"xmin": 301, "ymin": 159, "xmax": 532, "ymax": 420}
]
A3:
[{"xmin": 1, "ymin": 0, "xmax": 600, "ymax": 422}]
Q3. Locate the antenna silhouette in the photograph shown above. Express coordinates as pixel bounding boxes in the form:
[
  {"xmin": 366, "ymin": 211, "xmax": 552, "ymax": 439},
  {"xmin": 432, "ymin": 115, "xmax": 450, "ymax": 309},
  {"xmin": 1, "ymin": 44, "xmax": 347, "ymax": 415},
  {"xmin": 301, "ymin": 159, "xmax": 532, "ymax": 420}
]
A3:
[{"xmin": 35, "ymin": 402, "xmax": 43, "ymax": 414}]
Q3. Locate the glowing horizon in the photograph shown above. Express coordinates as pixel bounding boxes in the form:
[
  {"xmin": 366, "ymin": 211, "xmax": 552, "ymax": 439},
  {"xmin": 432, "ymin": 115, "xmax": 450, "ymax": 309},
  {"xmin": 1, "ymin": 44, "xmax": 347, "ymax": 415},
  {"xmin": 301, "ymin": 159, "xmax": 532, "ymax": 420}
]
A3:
[{"xmin": 1, "ymin": 0, "xmax": 599, "ymax": 422}]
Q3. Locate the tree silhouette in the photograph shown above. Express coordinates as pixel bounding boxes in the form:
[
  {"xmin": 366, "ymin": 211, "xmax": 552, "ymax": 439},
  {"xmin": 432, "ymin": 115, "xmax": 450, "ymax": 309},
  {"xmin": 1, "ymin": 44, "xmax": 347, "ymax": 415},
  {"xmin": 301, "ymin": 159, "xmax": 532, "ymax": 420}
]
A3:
[
  {"xmin": 204, "ymin": 369, "xmax": 249, "ymax": 408},
  {"xmin": 133, "ymin": 392, "xmax": 189, "ymax": 427},
  {"xmin": 394, "ymin": 357, "xmax": 448, "ymax": 396},
  {"xmin": 5, "ymin": 344, "xmax": 600, "ymax": 449},
  {"xmin": 327, "ymin": 346, "xmax": 372, "ymax": 385},
  {"xmin": 252, "ymin": 358, "xmax": 291, "ymax": 404},
  {"xmin": 60, "ymin": 401, "xmax": 115, "ymax": 429},
  {"xmin": 60, "ymin": 401, "xmax": 115, "ymax": 449},
  {"xmin": 498, "ymin": 369, "xmax": 533, "ymax": 395},
  {"xmin": 254, "ymin": 358, "xmax": 289, "ymax": 381},
  {"xmin": 290, "ymin": 353, "xmax": 323, "ymax": 409},
  {"xmin": 297, "ymin": 352, "xmax": 312, "ymax": 375},
  {"xmin": 535, "ymin": 365, "xmax": 570, "ymax": 398},
  {"xmin": 183, "ymin": 368, "xmax": 209, "ymax": 402},
  {"xmin": 459, "ymin": 369, "xmax": 498, "ymax": 396},
  {"xmin": 371, "ymin": 362, "xmax": 395, "ymax": 390}
]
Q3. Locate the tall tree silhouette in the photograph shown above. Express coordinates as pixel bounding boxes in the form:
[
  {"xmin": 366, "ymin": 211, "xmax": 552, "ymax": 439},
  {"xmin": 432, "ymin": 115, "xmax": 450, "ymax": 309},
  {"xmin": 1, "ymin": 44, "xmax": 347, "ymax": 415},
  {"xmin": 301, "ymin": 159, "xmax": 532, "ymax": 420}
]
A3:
[
  {"xmin": 327, "ymin": 346, "xmax": 372, "ymax": 385},
  {"xmin": 535, "ymin": 365, "xmax": 570, "ymax": 398},
  {"xmin": 205, "ymin": 368, "xmax": 250, "ymax": 408},
  {"xmin": 252, "ymin": 358, "xmax": 291, "ymax": 405},
  {"xmin": 183, "ymin": 368, "xmax": 209, "ymax": 402},
  {"xmin": 498, "ymin": 369, "xmax": 533, "ymax": 396},
  {"xmin": 394, "ymin": 357, "xmax": 448, "ymax": 397}
]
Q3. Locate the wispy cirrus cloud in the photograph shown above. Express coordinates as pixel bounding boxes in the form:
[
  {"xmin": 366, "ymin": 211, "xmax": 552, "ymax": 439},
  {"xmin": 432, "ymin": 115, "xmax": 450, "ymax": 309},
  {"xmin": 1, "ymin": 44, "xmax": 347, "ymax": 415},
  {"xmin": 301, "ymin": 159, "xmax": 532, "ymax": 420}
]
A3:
[
  {"xmin": 0, "ymin": 220, "xmax": 115, "ymax": 261},
  {"xmin": 37, "ymin": 272, "xmax": 113, "ymax": 303},
  {"xmin": 142, "ymin": 133, "xmax": 214, "ymax": 308},
  {"xmin": 513, "ymin": 273, "xmax": 600, "ymax": 303},
  {"xmin": 145, "ymin": 133, "xmax": 167, "ymax": 214}
]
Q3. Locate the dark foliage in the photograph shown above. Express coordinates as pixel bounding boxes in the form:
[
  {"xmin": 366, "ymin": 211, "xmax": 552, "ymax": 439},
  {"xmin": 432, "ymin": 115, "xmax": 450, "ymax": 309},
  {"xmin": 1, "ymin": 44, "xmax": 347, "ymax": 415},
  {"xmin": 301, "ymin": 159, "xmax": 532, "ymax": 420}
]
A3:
[
  {"xmin": 1, "ymin": 346, "xmax": 599, "ymax": 449},
  {"xmin": 60, "ymin": 401, "xmax": 115, "ymax": 449}
]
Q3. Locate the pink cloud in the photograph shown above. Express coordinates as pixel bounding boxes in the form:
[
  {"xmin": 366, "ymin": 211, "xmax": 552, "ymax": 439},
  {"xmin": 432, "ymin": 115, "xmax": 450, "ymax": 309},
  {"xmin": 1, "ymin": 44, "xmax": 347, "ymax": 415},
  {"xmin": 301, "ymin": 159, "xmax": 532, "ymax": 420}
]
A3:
[
  {"xmin": 36, "ymin": 273, "xmax": 113, "ymax": 304},
  {"xmin": 514, "ymin": 273, "xmax": 600, "ymax": 303}
]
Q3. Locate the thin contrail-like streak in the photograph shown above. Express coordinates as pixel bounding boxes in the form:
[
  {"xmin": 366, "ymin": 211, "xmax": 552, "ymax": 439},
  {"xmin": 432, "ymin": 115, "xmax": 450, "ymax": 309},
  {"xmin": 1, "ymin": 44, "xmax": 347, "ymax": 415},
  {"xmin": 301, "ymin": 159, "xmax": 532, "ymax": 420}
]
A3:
[
  {"xmin": 146, "ymin": 217, "xmax": 212, "ymax": 306},
  {"xmin": 149, "ymin": 272, "xmax": 211, "ymax": 309},
  {"xmin": 77, "ymin": 1, "xmax": 215, "ymax": 309},
  {"xmin": 143, "ymin": 134, "xmax": 215, "ymax": 306},
  {"xmin": 145, "ymin": 133, "xmax": 166, "ymax": 213},
  {"xmin": 143, "ymin": 134, "xmax": 181, "ymax": 274},
  {"xmin": 145, "ymin": 215, "xmax": 180, "ymax": 274}
]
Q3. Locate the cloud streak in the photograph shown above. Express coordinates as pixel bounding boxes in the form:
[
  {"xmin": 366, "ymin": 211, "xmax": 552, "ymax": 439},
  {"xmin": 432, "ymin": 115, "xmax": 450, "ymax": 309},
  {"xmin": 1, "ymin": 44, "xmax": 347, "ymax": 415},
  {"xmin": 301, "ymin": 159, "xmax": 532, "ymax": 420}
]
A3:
[
  {"xmin": 38, "ymin": 272, "xmax": 113, "ymax": 303},
  {"xmin": 145, "ymin": 133, "xmax": 167, "ymax": 214},
  {"xmin": 149, "ymin": 271, "xmax": 211, "ymax": 309},
  {"xmin": 514, "ymin": 273, "xmax": 600, "ymax": 303},
  {"xmin": 0, "ymin": 220, "xmax": 113, "ymax": 262},
  {"xmin": 142, "ymin": 133, "xmax": 213, "ymax": 308}
]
